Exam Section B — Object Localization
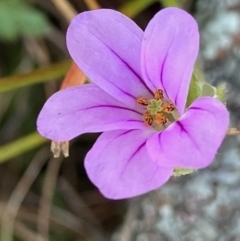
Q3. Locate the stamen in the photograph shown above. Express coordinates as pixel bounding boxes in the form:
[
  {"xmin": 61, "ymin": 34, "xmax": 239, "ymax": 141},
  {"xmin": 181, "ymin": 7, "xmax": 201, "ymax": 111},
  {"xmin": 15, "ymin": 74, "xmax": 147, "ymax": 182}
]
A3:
[
  {"xmin": 136, "ymin": 89, "xmax": 178, "ymax": 129},
  {"xmin": 143, "ymin": 111, "xmax": 153, "ymax": 126},
  {"xmin": 137, "ymin": 97, "xmax": 149, "ymax": 106},
  {"xmin": 155, "ymin": 113, "xmax": 168, "ymax": 125},
  {"xmin": 51, "ymin": 141, "xmax": 69, "ymax": 158},
  {"xmin": 154, "ymin": 89, "xmax": 164, "ymax": 100},
  {"xmin": 162, "ymin": 103, "xmax": 175, "ymax": 113}
]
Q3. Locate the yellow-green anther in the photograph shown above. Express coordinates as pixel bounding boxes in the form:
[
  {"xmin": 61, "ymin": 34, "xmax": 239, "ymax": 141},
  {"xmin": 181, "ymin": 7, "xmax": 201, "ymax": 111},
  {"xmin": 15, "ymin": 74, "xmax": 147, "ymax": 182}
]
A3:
[{"xmin": 147, "ymin": 99, "xmax": 162, "ymax": 115}]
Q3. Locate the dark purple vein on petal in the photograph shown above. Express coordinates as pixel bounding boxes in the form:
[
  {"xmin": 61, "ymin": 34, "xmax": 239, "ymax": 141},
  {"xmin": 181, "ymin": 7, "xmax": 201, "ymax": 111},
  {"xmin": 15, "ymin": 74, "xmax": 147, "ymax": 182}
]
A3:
[
  {"xmin": 86, "ymin": 29, "xmax": 153, "ymax": 97},
  {"xmin": 190, "ymin": 106, "xmax": 210, "ymax": 113},
  {"xmin": 89, "ymin": 18, "xmax": 153, "ymax": 96},
  {"xmin": 189, "ymin": 106, "xmax": 217, "ymax": 120},
  {"xmin": 74, "ymin": 38, "xmax": 136, "ymax": 101},
  {"xmin": 83, "ymin": 104, "xmax": 143, "ymax": 115},
  {"xmin": 176, "ymin": 121, "xmax": 200, "ymax": 153},
  {"xmin": 160, "ymin": 38, "xmax": 174, "ymax": 102},
  {"xmin": 108, "ymin": 48, "xmax": 153, "ymax": 96},
  {"xmin": 95, "ymin": 130, "xmax": 134, "ymax": 192},
  {"xmin": 120, "ymin": 141, "xmax": 146, "ymax": 178},
  {"xmin": 99, "ymin": 130, "xmax": 133, "ymax": 160}
]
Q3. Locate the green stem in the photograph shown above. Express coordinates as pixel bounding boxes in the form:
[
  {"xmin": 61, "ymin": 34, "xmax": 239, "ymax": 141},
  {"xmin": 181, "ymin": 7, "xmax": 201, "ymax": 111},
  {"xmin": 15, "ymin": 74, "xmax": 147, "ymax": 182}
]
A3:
[
  {"xmin": 0, "ymin": 60, "xmax": 72, "ymax": 93},
  {"xmin": 0, "ymin": 132, "xmax": 48, "ymax": 163},
  {"xmin": 160, "ymin": 0, "xmax": 180, "ymax": 7},
  {"xmin": 119, "ymin": 0, "xmax": 157, "ymax": 18}
]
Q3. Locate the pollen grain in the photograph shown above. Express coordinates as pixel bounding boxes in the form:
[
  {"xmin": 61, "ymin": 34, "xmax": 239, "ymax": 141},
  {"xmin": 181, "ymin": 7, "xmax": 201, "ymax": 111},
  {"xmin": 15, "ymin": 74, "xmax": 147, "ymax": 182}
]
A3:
[
  {"xmin": 143, "ymin": 111, "xmax": 153, "ymax": 126},
  {"xmin": 162, "ymin": 103, "xmax": 175, "ymax": 113},
  {"xmin": 155, "ymin": 113, "xmax": 168, "ymax": 125},
  {"xmin": 154, "ymin": 89, "xmax": 164, "ymax": 100},
  {"xmin": 137, "ymin": 97, "xmax": 149, "ymax": 106}
]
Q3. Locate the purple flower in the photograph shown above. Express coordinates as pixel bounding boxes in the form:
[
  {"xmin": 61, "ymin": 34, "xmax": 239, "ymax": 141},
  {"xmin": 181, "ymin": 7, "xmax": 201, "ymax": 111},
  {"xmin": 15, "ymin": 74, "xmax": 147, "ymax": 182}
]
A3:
[{"xmin": 37, "ymin": 8, "xmax": 229, "ymax": 199}]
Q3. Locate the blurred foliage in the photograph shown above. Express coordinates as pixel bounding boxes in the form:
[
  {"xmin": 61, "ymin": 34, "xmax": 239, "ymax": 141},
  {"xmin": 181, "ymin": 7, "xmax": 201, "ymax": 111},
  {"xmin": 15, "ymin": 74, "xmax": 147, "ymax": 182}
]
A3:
[
  {"xmin": 0, "ymin": 0, "xmax": 50, "ymax": 41},
  {"xmin": 0, "ymin": 41, "xmax": 22, "ymax": 75}
]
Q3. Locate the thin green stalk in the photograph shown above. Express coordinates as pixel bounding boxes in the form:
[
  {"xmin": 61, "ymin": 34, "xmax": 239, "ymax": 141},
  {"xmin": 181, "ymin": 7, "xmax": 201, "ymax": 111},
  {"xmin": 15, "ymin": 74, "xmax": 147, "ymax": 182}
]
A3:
[
  {"xmin": 160, "ymin": 0, "xmax": 180, "ymax": 7},
  {"xmin": 0, "ymin": 132, "xmax": 48, "ymax": 163},
  {"xmin": 0, "ymin": 60, "xmax": 71, "ymax": 93},
  {"xmin": 119, "ymin": 0, "xmax": 157, "ymax": 18}
]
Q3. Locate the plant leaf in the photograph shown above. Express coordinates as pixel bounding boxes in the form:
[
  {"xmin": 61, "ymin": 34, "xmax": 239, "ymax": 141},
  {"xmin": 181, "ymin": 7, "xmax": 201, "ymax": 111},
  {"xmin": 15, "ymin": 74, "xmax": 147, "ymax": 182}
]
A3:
[
  {"xmin": 202, "ymin": 83, "xmax": 216, "ymax": 97},
  {"xmin": 186, "ymin": 64, "xmax": 205, "ymax": 107},
  {"xmin": 0, "ymin": 0, "xmax": 50, "ymax": 41},
  {"xmin": 215, "ymin": 84, "xmax": 227, "ymax": 104}
]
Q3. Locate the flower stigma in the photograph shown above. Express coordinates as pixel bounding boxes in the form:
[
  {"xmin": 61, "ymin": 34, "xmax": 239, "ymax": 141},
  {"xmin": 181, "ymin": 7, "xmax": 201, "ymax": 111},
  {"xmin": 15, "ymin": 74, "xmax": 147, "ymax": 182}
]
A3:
[{"xmin": 137, "ymin": 89, "xmax": 178, "ymax": 131}]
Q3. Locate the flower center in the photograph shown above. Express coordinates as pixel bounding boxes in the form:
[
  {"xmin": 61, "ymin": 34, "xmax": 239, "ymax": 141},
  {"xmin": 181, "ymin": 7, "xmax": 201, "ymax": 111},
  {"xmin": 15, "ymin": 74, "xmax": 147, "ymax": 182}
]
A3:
[
  {"xmin": 137, "ymin": 90, "xmax": 195, "ymax": 176},
  {"xmin": 137, "ymin": 89, "xmax": 178, "ymax": 130}
]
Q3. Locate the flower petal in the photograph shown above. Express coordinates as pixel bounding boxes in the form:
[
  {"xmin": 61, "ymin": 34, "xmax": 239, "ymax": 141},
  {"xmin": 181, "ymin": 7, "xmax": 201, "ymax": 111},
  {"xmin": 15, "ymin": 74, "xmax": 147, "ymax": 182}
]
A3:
[
  {"xmin": 37, "ymin": 84, "xmax": 146, "ymax": 141},
  {"xmin": 85, "ymin": 129, "xmax": 173, "ymax": 199},
  {"xmin": 141, "ymin": 7, "xmax": 199, "ymax": 114},
  {"xmin": 67, "ymin": 9, "xmax": 152, "ymax": 109},
  {"xmin": 146, "ymin": 97, "xmax": 229, "ymax": 169}
]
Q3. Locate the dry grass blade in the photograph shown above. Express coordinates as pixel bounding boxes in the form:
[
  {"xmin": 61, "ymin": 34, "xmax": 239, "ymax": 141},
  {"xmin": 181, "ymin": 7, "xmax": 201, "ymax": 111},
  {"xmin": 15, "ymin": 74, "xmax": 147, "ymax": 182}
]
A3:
[
  {"xmin": 227, "ymin": 128, "xmax": 240, "ymax": 135},
  {"xmin": 15, "ymin": 221, "xmax": 48, "ymax": 241},
  {"xmin": 118, "ymin": 199, "xmax": 139, "ymax": 241},
  {"xmin": 1, "ymin": 148, "xmax": 49, "ymax": 241},
  {"xmin": 58, "ymin": 178, "xmax": 105, "ymax": 233},
  {"xmin": 51, "ymin": 206, "xmax": 107, "ymax": 241},
  {"xmin": 4, "ymin": 199, "xmax": 106, "ymax": 240},
  {"xmin": 51, "ymin": 0, "xmax": 77, "ymax": 22},
  {"xmin": 51, "ymin": 0, "xmax": 102, "ymax": 22},
  {"xmin": 37, "ymin": 156, "xmax": 64, "ymax": 241},
  {"xmin": 83, "ymin": 0, "xmax": 101, "ymax": 9}
]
